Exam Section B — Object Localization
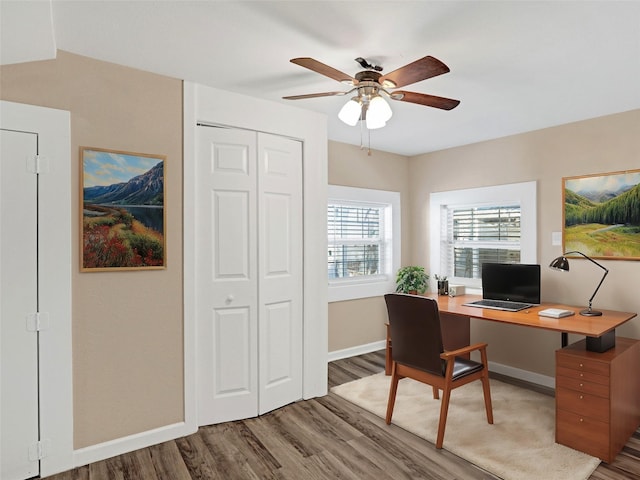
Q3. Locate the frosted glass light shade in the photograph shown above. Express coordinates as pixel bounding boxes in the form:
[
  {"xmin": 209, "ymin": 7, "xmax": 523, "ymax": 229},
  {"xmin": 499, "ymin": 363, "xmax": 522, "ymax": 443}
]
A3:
[
  {"xmin": 365, "ymin": 114, "xmax": 386, "ymax": 130},
  {"xmin": 338, "ymin": 99, "xmax": 362, "ymax": 126},
  {"xmin": 368, "ymin": 95, "xmax": 392, "ymax": 122}
]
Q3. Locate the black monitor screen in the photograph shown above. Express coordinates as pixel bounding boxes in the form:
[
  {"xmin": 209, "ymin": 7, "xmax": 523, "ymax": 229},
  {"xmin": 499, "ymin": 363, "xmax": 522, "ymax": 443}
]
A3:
[{"xmin": 481, "ymin": 263, "xmax": 541, "ymax": 304}]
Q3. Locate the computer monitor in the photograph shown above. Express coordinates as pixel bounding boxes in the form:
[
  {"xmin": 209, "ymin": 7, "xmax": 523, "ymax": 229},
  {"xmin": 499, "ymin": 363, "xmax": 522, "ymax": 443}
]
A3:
[{"xmin": 482, "ymin": 263, "xmax": 541, "ymax": 304}]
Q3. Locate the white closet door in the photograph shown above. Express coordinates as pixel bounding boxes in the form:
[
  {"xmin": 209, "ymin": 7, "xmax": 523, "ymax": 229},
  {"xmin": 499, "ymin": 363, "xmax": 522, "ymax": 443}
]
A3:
[
  {"xmin": 1, "ymin": 129, "xmax": 39, "ymax": 480},
  {"xmin": 196, "ymin": 126, "xmax": 303, "ymax": 425},
  {"xmin": 197, "ymin": 127, "xmax": 259, "ymax": 424},
  {"xmin": 257, "ymin": 133, "xmax": 303, "ymax": 415}
]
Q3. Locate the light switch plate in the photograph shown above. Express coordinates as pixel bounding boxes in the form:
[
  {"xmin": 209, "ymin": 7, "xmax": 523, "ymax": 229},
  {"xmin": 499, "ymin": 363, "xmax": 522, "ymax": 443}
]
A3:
[{"xmin": 552, "ymin": 231, "xmax": 562, "ymax": 246}]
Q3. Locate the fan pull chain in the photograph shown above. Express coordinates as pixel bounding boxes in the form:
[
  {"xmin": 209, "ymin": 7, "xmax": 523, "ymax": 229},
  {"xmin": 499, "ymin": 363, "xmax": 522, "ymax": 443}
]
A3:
[{"xmin": 358, "ymin": 119, "xmax": 372, "ymax": 156}]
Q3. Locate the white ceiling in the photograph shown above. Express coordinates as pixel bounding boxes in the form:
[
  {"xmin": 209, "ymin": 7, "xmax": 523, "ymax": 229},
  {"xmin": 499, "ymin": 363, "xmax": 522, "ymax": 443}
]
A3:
[{"xmin": 2, "ymin": 1, "xmax": 640, "ymax": 156}]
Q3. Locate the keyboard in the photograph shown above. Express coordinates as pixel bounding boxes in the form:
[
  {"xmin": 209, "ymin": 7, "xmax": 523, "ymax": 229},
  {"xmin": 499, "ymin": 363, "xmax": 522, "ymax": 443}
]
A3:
[{"xmin": 463, "ymin": 299, "xmax": 534, "ymax": 312}]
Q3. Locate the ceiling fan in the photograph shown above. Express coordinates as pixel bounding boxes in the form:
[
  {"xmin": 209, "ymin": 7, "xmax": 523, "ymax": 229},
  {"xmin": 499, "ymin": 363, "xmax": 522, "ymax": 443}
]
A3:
[{"xmin": 283, "ymin": 55, "xmax": 460, "ymax": 129}]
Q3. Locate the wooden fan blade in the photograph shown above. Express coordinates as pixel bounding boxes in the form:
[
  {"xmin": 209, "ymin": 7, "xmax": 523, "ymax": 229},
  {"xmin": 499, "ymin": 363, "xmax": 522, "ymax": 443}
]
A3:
[
  {"xmin": 391, "ymin": 91, "xmax": 460, "ymax": 110},
  {"xmin": 379, "ymin": 56, "xmax": 450, "ymax": 88},
  {"xmin": 283, "ymin": 91, "xmax": 348, "ymax": 100},
  {"xmin": 290, "ymin": 58, "xmax": 356, "ymax": 84}
]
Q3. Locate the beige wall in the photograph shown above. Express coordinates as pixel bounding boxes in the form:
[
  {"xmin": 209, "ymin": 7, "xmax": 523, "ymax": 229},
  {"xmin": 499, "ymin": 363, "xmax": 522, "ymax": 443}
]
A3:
[
  {"xmin": 328, "ymin": 111, "xmax": 640, "ymax": 377},
  {"xmin": 327, "ymin": 141, "xmax": 411, "ymax": 352},
  {"xmin": 409, "ymin": 109, "xmax": 640, "ymax": 377},
  {"xmin": 0, "ymin": 51, "xmax": 184, "ymax": 448}
]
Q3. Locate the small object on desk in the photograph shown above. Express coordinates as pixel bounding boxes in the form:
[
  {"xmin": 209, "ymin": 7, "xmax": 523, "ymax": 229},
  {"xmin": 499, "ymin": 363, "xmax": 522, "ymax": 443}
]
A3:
[
  {"xmin": 538, "ymin": 308, "xmax": 575, "ymax": 318},
  {"xmin": 448, "ymin": 284, "xmax": 465, "ymax": 297}
]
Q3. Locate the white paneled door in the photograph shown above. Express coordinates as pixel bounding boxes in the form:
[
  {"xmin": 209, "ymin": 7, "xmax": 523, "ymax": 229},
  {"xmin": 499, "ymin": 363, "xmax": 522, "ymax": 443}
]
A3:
[
  {"xmin": 257, "ymin": 133, "xmax": 303, "ymax": 415},
  {"xmin": 197, "ymin": 126, "xmax": 303, "ymax": 425},
  {"xmin": 1, "ymin": 129, "xmax": 40, "ymax": 480}
]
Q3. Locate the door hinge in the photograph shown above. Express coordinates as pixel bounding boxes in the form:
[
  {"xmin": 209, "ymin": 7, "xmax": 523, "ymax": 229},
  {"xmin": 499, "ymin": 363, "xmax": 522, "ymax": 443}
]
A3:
[
  {"xmin": 28, "ymin": 439, "xmax": 51, "ymax": 461},
  {"xmin": 26, "ymin": 312, "xmax": 50, "ymax": 332},
  {"xmin": 26, "ymin": 154, "xmax": 50, "ymax": 174}
]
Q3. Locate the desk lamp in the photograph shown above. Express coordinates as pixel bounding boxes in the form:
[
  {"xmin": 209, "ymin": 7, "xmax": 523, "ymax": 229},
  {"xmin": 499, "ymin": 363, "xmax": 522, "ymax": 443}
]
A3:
[{"xmin": 549, "ymin": 251, "xmax": 609, "ymax": 316}]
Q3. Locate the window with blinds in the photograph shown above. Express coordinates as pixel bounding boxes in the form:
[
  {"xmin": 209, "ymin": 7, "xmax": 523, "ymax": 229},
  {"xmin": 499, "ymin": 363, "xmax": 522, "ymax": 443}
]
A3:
[
  {"xmin": 328, "ymin": 203, "xmax": 384, "ymax": 279},
  {"xmin": 443, "ymin": 204, "xmax": 521, "ymax": 280}
]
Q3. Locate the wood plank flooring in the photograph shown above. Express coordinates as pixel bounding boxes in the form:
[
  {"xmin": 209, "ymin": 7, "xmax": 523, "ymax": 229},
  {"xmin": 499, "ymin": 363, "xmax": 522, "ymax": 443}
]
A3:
[{"xmin": 47, "ymin": 351, "xmax": 640, "ymax": 479}]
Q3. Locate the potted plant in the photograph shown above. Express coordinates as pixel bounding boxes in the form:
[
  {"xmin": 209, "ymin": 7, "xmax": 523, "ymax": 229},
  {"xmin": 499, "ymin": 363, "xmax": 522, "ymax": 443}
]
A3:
[{"xmin": 395, "ymin": 266, "xmax": 430, "ymax": 294}]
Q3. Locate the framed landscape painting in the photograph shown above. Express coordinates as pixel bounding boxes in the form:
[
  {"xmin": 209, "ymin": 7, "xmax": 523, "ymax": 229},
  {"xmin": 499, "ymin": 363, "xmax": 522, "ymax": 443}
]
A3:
[
  {"xmin": 563, "ymin": 169, "xmax": 640, "ymax": 260},
  {"xmin": 81, "ymin": 147, "xmax": 166, "ymax": 271}
]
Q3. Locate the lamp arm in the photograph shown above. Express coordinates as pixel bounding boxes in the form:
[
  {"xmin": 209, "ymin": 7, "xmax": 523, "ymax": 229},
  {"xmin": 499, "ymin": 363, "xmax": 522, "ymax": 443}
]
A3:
[
  {"xmin": 563, "ymin": 250, "xmax": 609, "ymax": 306},
  {"xmin": 588, "ymin": 268, "xmax": 608, "ymax": 305}
]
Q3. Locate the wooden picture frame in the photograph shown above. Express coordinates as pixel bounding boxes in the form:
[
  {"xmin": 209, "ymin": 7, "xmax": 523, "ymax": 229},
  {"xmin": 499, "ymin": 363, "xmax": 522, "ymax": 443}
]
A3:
[
  {"xmin": 563, "ymin": 169, "xmax": 640, "ymax": 260},
  {"xmin": 80, "ymin": 147, "xmax": 166, "ymax": 271}
]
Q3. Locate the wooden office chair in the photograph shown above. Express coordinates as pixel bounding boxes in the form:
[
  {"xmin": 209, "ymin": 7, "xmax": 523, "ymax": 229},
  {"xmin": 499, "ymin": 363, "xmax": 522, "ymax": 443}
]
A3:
[{"xmin": 384, "ymin": 293, "xmax": 493, "ymax": 449}]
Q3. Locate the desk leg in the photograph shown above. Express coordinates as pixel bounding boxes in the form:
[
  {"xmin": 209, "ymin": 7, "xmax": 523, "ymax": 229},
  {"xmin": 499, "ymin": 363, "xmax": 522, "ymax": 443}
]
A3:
[{"xmin": 562, "ymin": 332, "xmax": 568, "ymax": 348}]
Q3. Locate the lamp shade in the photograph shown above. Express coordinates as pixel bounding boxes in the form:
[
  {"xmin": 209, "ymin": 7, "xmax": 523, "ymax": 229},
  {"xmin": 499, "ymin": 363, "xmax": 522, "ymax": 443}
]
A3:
[
  {"xmin": 338, "ymin": 98, "xmax": 362, "ymax": 126},
  {"xmin": 365, "ymin": 114, "xmax": 386, "ymax": 130},
  {"xmin": 549, "ymin": 256, "xmax": 570, "ymax": 271},
  {"xmin": 368, "ymin": 95, "xmax": 392, "ymax": 122},
  {"xmin": 365, "ymin": 96, "xmax": 391, "ymax": 130}
]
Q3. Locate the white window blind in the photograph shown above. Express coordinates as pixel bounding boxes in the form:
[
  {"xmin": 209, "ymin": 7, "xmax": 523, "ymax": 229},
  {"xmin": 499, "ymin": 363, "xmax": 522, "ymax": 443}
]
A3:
[
  {"xmin": 443, "ymin": 204, "xmax": 522, "ymax": 281},
  {"xmin": 430, "ymin": 181, "xmax": 537, "ymax": 290},
  {"xmin": 327, "ymin": 185, "xmax": 400, "ymax": 302},
  {"xmin": 328, "ymin": 203, "xmax": 385, "ymax": 279}
]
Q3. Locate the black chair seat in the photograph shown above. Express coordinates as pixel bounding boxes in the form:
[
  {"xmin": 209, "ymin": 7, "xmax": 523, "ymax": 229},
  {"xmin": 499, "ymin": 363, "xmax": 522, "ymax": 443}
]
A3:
[{"xmin": 452, "ymin": 357, "xmax": 484, "ymax": 380}]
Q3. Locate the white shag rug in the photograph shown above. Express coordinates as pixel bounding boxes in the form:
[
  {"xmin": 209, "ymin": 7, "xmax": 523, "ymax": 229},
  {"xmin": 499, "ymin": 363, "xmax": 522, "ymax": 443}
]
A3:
[{"xmin": 331, "ymin": 373, "xmax": 600, "ymax": 480}]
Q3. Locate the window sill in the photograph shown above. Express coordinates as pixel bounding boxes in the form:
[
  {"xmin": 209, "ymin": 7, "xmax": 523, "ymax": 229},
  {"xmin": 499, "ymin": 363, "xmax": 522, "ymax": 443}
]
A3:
[{"xmin": 328, "ymin": 279, "xmax": 394, "ymax": 303}]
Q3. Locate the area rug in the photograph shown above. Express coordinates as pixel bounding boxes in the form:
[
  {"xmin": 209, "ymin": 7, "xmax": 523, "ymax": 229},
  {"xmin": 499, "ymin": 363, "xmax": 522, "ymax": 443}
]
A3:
[{"xmin": 331, "ymin": 373, "xmax": 600, "ymax": 480}]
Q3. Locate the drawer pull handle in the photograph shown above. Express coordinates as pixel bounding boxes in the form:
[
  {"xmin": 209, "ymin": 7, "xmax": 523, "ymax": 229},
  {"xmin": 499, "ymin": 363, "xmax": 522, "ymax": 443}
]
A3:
[
  {"xmin": 579, "ymin": 395, "xmax": 584, "ymax": 400},
  {"xmin": 579, "ymin": 418, "xmax": 584, "ymax": 422},
  {"xmin": 579, "ymin": 363, "xmax": 583, "ymax": 367},
  {"xmin": 579, "ymin": 373, "xmax": 584, "ymax": 377},
  {"xmin": 579, "ymin": 383, "xmax": 583, "ymax": 387}
]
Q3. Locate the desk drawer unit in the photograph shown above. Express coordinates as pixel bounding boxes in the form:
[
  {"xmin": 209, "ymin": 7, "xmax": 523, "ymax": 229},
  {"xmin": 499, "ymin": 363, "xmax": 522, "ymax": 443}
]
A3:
[{"xmin": 556, "ymin": 337, "xmax": 640, "ymax": 463}]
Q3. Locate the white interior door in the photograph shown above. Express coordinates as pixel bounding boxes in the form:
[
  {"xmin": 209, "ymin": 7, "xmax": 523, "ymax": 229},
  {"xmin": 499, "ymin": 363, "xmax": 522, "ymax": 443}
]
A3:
[
  {"xmin": 257, "ymin": 134, "xmax": 303, "ymax": 415},
  {"xmin": 197, "ymin": 127, "xmax": 259, "ymax": 424},
  {"xmin": 1, "ymin": 129, "xmax": 40, "ymax": 480},
  {"xmin": 196, "ymin": 126, "xmax": 303, "ymax": 425}
]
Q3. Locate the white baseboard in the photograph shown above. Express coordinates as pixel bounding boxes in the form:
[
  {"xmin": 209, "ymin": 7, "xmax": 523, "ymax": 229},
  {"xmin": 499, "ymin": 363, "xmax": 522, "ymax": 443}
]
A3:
[
  {"xmin": 327, "ymin": 342, "xmax": 555, "ymax": 390},
  {"xmin": 72, "ymin": 421, "xmax": 197, "ymax": 470},
  {"xmin": 488, "ymin": 361, "xmax": 555, "ymax": 389},
  {"xmin": 328, "ymin": 340, "xmax": 386, "ymax": 362}
]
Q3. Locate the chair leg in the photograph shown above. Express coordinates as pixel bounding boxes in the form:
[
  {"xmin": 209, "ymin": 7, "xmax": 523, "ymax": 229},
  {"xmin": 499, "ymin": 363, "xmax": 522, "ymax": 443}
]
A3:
[
  {"xmin": 432, "ymin": 386, "xmax": 439, "ymax": 399},
  {"xmin": 479, "ymin": 348, "xmax": 494, "ymax": 424},
  {"xmin": 436, "ymin": 384, "xmax": 452, "ymax": 449},
  {"xmin": 385, "ymin": 362, "xmax": 400, "ymax": 424},
  {"xmin": 481, "ymin": 374, "xmax": 494, "ymax": 424}
]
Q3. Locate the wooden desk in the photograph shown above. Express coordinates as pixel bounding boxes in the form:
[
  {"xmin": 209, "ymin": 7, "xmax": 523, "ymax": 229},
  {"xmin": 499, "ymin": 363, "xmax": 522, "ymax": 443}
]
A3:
[
  {"xmin": 383, "ymin": 293, "xmax": 639, "ymax": 462},
  {"xmin": 424, "ymin": 293, "xmax": 636, "ymax": 339},
  {"xmin": 384, "ymin": 293, "xmax": 637, "ymax": 374}
]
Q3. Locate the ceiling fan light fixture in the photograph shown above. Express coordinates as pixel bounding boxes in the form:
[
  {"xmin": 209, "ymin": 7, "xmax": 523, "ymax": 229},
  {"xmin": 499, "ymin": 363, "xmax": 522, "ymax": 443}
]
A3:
[
  {"xmin": 368, "ymin": 95, "xmax": 393, "ymax": 123},
  {"xmin": 365, "ymin": 115, "xmax": 386, "ymax": 130},
  {"xmin": 338, "ymin": 98, "xmax": 362, "ymax": 126}
]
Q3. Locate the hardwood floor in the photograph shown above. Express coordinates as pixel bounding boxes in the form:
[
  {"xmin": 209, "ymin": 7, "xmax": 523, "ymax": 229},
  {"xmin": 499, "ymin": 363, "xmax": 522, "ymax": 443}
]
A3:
[{"xmin": 47, "ymin": 351, "xmax": 640, "ymax": 479}]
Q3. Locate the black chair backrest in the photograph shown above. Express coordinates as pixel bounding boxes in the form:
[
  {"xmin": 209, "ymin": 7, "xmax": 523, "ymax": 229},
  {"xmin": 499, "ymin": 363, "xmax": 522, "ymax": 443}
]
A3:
[{"xmin": 384, "ymin": 293, "xmax": 445, "ymax": 376}]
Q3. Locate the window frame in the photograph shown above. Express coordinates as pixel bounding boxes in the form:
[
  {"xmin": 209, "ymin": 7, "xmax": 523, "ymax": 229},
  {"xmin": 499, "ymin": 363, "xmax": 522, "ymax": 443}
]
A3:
[
  {"xmin": 429, "ymin": 181, "xmax": 537, "ymax": 291},
  {"xmin": 328, "ymin": 185, "xmax": 400, "ymax": 302}
]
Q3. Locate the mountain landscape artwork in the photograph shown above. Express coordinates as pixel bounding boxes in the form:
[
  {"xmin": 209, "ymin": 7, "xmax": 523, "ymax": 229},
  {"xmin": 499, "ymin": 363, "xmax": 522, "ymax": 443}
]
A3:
[
  {"xmin": 81, "ymin": 147, "xmax": 166, "ymax": 270},
  {"xmin": 563, "ymin": 169, "xmax": 640, "ymax": 260}
]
